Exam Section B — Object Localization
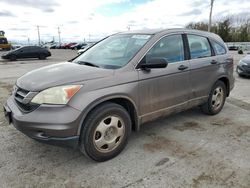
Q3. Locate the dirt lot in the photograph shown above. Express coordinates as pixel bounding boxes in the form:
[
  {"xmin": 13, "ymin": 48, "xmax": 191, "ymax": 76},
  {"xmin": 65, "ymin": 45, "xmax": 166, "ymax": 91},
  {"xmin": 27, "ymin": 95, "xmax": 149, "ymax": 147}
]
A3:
[{"xmin": 0, "ymin": 50, "xmax": 249, "ymax": 188}]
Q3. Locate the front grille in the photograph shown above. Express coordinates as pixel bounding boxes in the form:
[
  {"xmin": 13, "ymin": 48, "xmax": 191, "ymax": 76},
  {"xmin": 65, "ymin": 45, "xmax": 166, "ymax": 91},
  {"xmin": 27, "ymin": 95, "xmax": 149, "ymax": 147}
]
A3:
[
  {"xmin": 15, "ymin": 100, "xmax": 39, "ymax": 112},
  {"xmin": 14, "ymin": 86, "xmax": 39, "ymax": 113},
  {"xmin": 14, "ymin": 87, "xmax": 29, "ymax": 102}
]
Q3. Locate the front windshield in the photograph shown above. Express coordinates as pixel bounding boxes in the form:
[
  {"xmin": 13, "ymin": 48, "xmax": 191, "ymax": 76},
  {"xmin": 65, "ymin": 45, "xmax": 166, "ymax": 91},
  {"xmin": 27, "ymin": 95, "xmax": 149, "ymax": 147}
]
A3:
[{"xmin": 73, "ymin": 34, "xmax": 152, "ymax": 69}]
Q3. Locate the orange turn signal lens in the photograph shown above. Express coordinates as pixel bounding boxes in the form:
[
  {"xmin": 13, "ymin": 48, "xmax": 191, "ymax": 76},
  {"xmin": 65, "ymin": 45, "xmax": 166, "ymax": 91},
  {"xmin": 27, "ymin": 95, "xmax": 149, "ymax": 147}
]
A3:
[{"xmin": 64, "ymin": 85, "xmax": 82, "ymax": 100}]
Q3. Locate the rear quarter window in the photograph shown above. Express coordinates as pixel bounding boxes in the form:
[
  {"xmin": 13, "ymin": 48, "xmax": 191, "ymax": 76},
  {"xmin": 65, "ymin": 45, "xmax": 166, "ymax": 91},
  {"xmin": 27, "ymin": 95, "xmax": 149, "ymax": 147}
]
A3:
[{"xmin": 210, "ymin": 40, "xmax": 226, "ymax": 55}]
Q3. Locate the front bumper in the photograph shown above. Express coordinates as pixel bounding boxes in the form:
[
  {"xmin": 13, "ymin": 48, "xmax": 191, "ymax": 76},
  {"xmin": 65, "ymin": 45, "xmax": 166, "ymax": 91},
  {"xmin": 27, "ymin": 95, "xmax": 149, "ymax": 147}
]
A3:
[
  {"xmin": 237, "ymin": 65, "xmax": 250, "ymax": 76},
  {"xmin": 3, "ymin": 96, "xmax": 82, "ymax": 148},
  {"xmin": 1, "ymin": 55, "xmax": 8, "ymax": 59}
]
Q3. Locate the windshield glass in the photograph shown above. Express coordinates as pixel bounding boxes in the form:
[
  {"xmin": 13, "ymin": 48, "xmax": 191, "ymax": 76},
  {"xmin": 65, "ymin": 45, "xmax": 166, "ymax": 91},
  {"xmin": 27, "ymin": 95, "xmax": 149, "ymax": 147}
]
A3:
[{"xmin": 72, "ymin": 34, "xmax": 152, "ymax": 69}]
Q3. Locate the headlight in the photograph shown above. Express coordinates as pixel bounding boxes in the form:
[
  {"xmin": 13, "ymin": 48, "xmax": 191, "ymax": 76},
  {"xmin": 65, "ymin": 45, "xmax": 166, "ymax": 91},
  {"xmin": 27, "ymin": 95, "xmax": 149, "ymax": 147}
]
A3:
[
  {"xmin": 31, "ymin": 85, "xmax": 82, "ymax": 105},
  {"xmin": 239, "ymin": 60, "xmax": 247, "ymax": 66}
]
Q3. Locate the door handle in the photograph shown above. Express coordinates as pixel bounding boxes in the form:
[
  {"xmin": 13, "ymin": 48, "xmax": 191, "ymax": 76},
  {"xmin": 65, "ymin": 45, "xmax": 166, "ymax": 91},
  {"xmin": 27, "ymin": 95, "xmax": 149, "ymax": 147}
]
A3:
[
  {"xmin": 178, "ymin": 65, "xmax": 188, "ymax": 70},
  {"xmin": 210, "ymin": 60, "xmax": 218, "ymax": 64}
]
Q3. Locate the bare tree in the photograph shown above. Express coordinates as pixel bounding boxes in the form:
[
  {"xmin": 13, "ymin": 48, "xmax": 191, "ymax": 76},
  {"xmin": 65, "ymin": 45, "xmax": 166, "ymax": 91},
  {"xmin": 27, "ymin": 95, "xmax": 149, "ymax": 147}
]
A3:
[{"xmin": 208, "ymin": 0, "xmax": 215, "ymax": 32}]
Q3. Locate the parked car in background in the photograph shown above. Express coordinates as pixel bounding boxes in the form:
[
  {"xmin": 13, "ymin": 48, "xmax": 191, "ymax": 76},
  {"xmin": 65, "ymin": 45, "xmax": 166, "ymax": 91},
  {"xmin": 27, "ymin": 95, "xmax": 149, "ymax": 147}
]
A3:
[
  {"xmin": 1, "ymin": 46, "xmax": 51, "ymax": 61},
  {"xmin": 77, "ymin": 43, "xmax": 95, "ymax": 54},
  {"xmin": 228, "ymin": 45, "xmax": 239, "ymax": 51},
  {"xmin": 3, "ymin": 29, "xmax": 234, "ymax": 161},
  {"xmin": 237, "ymin": 55, "xmax": 250, "ymax": 77},
  {"xmin": 70, "ymin": 43, "xmax": 87, "ymax": 50},
  {"xmin": 61, "ymin": 42, "xmax": 77, "ymax": 49},
  {"xmin": 11, "ymin": 44, "xmax": 22, "ymax": 50},
  {"xmin": 48, "ymin": 43, "xmax": 59, "ymax": 49}
]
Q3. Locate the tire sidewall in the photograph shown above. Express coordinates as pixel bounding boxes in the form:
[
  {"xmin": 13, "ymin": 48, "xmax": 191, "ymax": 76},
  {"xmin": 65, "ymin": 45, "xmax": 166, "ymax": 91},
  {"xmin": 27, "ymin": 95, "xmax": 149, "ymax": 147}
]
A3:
[
  {"xmin": 207, "ymin": 81, "xmax": 226, "ymax": 114},
  {"xmin": 39, "ymin": 54, "xmax": 45, "ymax": 60},
  {"xmin": 80, "ymin": 103, "xmax": 131, "ymax": 161},
  {"xmin": 10, "ymin": 55, "xmax": 16, "ymax": 61}
]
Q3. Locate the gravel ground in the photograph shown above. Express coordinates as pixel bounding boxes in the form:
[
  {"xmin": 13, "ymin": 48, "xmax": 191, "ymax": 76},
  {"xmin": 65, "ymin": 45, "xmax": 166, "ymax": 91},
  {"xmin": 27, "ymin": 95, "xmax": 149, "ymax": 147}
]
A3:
[{"xmin": 0, "ymin": 49, "xmax": 249, "ymax": 188}]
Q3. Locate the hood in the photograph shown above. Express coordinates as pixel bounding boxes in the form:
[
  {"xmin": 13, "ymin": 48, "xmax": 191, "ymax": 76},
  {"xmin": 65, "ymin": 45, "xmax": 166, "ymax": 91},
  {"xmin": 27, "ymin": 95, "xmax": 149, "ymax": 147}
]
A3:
[
  {"xmin": 17, "ymin": 62, "xmax": 114, "ymax": 91},
  {"xmin": 241, "ymin": 55, "xmax": 250, "ymax": 65}
]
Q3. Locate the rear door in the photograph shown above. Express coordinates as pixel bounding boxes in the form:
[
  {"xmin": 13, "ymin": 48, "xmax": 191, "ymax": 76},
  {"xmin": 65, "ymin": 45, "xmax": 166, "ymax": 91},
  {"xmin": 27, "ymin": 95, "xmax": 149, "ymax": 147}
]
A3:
[
  {"xmin": 137, "ymin": 34, "xmax": 191, "ymax": 123},
  {"xmin": 186, "ymin": 34, "xmax": 218, "ymax": 100}
]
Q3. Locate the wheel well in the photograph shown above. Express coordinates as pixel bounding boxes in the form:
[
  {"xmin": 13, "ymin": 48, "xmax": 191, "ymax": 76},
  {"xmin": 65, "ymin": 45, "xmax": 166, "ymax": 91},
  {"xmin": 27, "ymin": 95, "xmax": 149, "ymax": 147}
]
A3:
[
  {"xmin": 82, "ymin": 98, "xmax": 139, "ymax": 133},
  {"xmin": 218, "ymin": 77, "xmax": 230, "ymax": 96},
  {"xmin": 105, "ymin": 98, "xmax": 139, "ymax": 131}
]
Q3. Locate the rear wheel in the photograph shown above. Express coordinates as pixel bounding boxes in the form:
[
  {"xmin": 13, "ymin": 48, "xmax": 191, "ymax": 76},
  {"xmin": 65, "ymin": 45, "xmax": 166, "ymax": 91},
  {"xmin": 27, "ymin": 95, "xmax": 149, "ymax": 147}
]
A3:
[
  {"xmin": 201, "ymin": 81, "xmax": 226, "ymax": 115},
  {"xmin": 39, "ymin": 54, "xmax": 46, "ymax": 60},
  {"xmin": 80, "ymin": 102, "xmax": 131, "ymax": 162}
]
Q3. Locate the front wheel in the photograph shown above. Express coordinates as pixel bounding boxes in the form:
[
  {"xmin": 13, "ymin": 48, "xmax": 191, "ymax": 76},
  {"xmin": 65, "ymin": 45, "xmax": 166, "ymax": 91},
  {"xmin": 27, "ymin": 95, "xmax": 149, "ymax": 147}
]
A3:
[
  {"xmin": 80, "ymin": 102, "xmax": 131, "ymax": 162},
  {"xmin": 10, "ymin": 55, "xmax": 17, "ymax": 61},
  {"xmin": 201, "ymin": 81, "xmax": 226, "ymax": 115}
]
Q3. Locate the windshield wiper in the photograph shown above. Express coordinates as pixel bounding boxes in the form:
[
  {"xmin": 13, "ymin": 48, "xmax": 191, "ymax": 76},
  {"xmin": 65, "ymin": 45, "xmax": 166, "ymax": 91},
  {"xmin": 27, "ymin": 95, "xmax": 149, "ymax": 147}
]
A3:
[{"xmin": 76, "ymin": 61, "xmax": 100, "ymax": 68}]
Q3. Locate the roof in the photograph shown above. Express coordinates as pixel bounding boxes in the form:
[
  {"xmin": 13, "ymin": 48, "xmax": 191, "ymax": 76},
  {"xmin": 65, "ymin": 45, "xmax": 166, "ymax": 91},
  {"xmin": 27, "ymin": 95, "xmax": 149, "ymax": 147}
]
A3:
[
  {"xmin": 116, "ymin": 28, "xmax": 222, "ymax": 42},
  {"xmin": 117, "ymin": 28, "xmax": 215, "ymax": 35}
]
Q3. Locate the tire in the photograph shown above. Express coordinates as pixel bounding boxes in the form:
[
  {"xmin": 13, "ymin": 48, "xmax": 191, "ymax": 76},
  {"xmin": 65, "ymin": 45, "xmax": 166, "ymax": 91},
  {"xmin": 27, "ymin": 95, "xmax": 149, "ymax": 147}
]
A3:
[
  {"xmin": 10, "ymin": 55, "xmax": 17, "ymax": 61},
  {"xmin": 79, "ymin": 102, "xmax": 131, "ymax": 162},
  {"xmin": 39, "ymin": 54, "xmax": 46, "ymax": 60},
  {"xmin": 201, "ymin": 81, "xmax": 226, "ymax": 115}
]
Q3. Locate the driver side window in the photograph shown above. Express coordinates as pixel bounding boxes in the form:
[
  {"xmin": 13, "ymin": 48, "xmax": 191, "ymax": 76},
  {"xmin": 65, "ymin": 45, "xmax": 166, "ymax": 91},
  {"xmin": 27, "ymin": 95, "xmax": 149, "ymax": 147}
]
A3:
[{"xmin": 146, "ymin": 35, "xmax": 184, "ymax": 63}]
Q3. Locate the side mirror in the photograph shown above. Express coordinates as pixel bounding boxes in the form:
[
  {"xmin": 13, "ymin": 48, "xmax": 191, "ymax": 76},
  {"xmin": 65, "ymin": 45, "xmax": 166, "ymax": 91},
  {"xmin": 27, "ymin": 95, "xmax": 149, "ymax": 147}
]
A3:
[{"xmin": 139, "ymin": 57, "xmax": 168, "ymax": 70}]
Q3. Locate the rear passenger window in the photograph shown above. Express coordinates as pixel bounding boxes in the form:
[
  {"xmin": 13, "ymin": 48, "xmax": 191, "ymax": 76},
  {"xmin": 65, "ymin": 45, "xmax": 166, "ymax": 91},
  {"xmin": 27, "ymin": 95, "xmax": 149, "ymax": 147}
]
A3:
[
  {"xmin": 146, "ymin": 35, "xmax": 184, "ymax": 63},
  {"xmin": 210, "ymin": 40, "xmax": 226, "ymax": 55},
  {"xmin": 187, "ymin": 35, "xmax": 212, "ymax": 59}
]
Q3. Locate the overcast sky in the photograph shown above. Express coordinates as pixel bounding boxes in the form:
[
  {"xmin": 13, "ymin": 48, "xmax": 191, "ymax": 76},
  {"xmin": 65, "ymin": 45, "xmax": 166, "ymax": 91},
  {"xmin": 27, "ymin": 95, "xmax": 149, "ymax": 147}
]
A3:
[{"xmin": 1, "ymin": 0, "xmax": 250, "ymax": 43}]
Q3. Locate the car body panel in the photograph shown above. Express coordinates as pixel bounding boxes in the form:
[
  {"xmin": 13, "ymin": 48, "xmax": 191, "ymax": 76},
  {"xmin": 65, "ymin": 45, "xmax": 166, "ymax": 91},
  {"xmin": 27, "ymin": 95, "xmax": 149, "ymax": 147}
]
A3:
[
  {"xmin": 237, "ymin": 55, "xmax": 250, "ymax": 76},
  {"xmin": 17, "ymin": 62, "xmax": 114, "ymax": 91},
  {"xmin": 3, "ymin": 28, "xmax": 235, "ymax": 148},
  {"xmin": 137, "ymin": 60, "xmax": 191, "ymax": 124}
]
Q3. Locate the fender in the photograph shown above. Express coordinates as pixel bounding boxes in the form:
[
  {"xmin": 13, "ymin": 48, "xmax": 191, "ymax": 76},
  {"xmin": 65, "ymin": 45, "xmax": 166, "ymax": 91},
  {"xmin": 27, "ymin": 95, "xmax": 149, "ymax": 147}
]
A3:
[{"xmin": 76, "ymin": 94, "xmax": 140, "ymax": 135}]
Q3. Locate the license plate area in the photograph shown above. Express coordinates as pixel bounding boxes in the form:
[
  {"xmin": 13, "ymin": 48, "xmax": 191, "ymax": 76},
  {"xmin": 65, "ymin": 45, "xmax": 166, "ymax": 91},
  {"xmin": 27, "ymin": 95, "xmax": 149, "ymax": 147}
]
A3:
[{"xmin": 3, "ymin": 105, "xmax": 12, "ymax": 124}]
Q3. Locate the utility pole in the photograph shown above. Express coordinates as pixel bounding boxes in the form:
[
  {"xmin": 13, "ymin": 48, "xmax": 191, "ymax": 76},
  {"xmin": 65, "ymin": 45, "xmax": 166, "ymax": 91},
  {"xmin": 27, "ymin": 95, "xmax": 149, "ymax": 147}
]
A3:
[
  {"xmin": 208, "ymin": 0, "xmax": 215, "ymax": 32},
  {"xmin": 58, "ymin": 27, "xmax": 61, "ymax": 45},
  {"xmin": 37, "ymin": 25, "xmax": 41, "ymax": 46}
]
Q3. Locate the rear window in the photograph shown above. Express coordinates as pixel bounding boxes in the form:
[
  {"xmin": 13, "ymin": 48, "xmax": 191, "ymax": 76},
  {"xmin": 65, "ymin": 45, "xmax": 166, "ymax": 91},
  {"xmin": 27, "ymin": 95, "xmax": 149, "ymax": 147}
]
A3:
[
  {"xmin": 210, "ymin": 40, "xmax": 226, "ymax": 55},
  {"xmin": 187, "ymin": 35, "xmax": 212, "ymax": 59}
]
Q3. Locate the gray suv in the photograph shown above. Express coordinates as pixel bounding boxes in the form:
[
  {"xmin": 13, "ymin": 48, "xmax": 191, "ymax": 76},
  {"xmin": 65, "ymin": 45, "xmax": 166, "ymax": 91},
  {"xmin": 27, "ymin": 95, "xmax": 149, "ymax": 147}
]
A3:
[{"xmin": 4, "ymin": 29, "xmax": 234, "ymax": 161}]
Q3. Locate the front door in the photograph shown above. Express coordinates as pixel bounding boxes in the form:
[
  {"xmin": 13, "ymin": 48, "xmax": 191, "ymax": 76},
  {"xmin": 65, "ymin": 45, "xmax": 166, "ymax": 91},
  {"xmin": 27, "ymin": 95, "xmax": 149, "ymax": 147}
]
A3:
[{"xmin": 137, "ymin": 34, "xmax": 191, "ymax": 123}]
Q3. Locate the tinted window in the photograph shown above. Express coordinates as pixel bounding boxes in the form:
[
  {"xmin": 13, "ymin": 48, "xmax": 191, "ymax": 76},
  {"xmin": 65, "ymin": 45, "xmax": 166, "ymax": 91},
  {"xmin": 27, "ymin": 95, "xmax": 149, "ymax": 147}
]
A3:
[
  {"xmin": 187, "ymin": 35, "xmax": 212, "ymax": 59},
  {"xmin": 146, "ymin": 35, "xmax": 184, "ymax": 63},
  {"xmin": 19, "ymin": 47, "xmax": 30, "ymax": 52},
  {"xmin": 210, "ymin": 40, "xmax": 226, "ymax": 55}
]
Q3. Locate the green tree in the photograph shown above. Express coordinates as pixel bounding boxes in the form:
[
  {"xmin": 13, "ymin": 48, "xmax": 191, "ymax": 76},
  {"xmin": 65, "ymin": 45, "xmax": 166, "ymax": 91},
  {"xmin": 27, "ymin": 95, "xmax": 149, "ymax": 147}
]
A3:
[
  {"xmin": 238, "ymin": 25, "xmax": 249, "ymax": 42},
  {"xmin": 217, "ymin": 19, "xmax": 232, "ymax": 42}
]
